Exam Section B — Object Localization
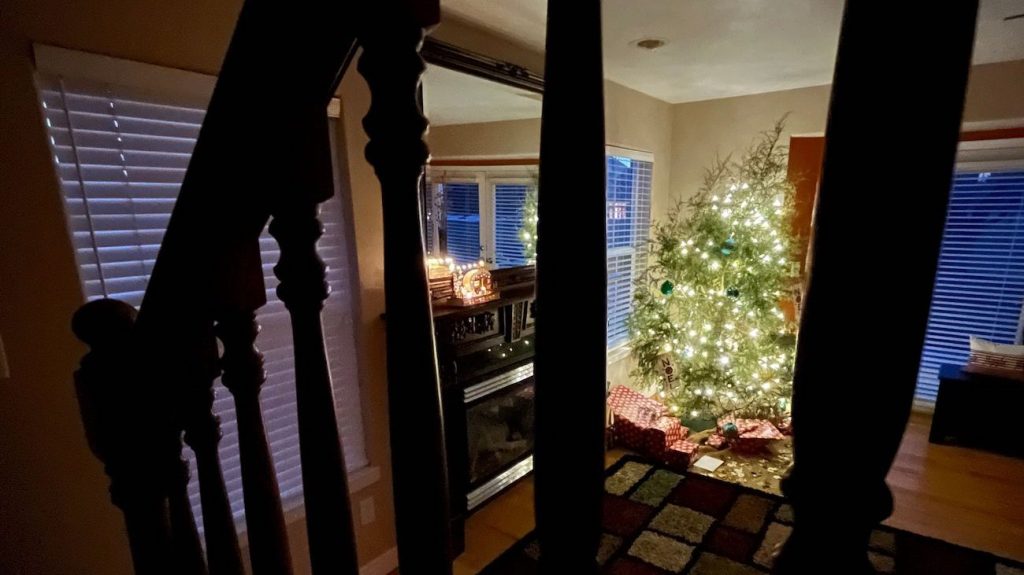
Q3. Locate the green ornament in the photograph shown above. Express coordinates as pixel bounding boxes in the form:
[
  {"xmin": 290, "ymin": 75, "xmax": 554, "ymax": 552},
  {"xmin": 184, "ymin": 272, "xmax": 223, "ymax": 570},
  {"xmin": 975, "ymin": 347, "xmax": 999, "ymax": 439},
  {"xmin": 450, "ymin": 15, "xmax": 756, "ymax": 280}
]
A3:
[
  {"xmin": 660, "ymin": 280, "xmax": 675, "ymax": 295},
  {"xmin": 720, "ymin": 237, "xmax": 736, "ymax": 256},
  {"xmin": 722, "ymin": 421, "xmax": 740, "ymax": 438},
  {"xmin": 726, "ymin": 286, "xmax": 740, "ymax": 298}
]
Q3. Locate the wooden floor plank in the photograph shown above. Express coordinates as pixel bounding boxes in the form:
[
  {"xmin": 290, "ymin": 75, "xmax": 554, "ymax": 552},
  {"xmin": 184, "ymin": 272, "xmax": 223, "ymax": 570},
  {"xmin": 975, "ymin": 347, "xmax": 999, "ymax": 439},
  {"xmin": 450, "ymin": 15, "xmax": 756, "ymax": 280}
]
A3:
[{"xmin": 454, "ymin": 414, "xmax": 1024, "ymax": 573}]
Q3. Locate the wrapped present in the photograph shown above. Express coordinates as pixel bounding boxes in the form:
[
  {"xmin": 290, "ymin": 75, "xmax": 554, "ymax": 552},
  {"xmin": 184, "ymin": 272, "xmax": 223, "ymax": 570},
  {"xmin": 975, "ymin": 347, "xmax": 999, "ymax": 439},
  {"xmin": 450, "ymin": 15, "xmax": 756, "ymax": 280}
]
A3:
[
  {"xmin": 608, "ymin": 385, "xmax": 669, "ymax": 452},
  {"xmin": 640, "ymin": 416, "xmax": 687, "ymax": 458},
  {"xmin": 664, "ymin": 439, "xmax": 700, "ymax": 470},
  {"xmin": 718, "ymin": 417, "xmax": 784, "ymax": 455},
  {"xmin": 608, "ymin": 385, "xmax": 667, "ymax": 421},
  {"xmin": 706, "ymin": 433, "xmax": 728, "ymax": 450},
  {"xmin": 714, "ymin": 416, "xmax": 784, "ymax": 454}
]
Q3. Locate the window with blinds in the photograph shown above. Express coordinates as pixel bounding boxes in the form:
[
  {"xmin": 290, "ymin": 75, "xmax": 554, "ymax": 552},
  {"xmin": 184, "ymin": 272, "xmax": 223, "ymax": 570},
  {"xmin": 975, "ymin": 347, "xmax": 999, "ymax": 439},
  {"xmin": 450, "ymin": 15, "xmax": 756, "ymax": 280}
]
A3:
[
  {"xmin": 915, "ymin": 169, "xmax": 1024, "ymax": 405},
  {"xmin": 606, "ymin": 151, "xmax": 653, "ymax": 347},
  {"xmin": 442, "ymin": 181, "xmax": 482, "ymax": 265},
  {"xmin": 37, "ymin": 73, "xmax": 368, "ymax": 529},
  {"xmin": 494, "ymin": 183, "xmax": 530, "ymax": 267}
]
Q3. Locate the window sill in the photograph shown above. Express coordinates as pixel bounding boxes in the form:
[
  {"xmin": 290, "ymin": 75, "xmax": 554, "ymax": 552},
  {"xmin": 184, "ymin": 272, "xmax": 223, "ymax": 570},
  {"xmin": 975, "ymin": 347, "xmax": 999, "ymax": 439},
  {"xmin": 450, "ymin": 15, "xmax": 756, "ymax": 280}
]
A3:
[
  {"xmin": 347, "ymin": 465, "xmax": 382, "ymax": 494},
  {"xmin": 238, "ymin": 466, "xmax": 383, "ymax": 545},
  {"xmin": 607, "ymin": 343, "xmax": 632, "ymax": 364}
]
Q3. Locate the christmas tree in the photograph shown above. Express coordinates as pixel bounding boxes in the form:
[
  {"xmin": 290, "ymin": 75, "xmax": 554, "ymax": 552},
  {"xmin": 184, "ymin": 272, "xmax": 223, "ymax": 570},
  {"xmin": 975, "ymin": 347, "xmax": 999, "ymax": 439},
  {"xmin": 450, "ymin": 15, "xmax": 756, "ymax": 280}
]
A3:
[{"xmin": 628, "ymin": 120, "xmax": 798, "ymax": 423}]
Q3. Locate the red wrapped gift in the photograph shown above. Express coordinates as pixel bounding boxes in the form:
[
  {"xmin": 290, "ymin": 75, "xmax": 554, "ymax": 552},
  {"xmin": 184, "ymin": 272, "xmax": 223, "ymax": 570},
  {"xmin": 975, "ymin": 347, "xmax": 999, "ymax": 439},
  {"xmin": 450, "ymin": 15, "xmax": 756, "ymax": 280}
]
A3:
[
  {"xmin": 641, "ymin": 416, "xmax": 686, "ymax": 458},
  {"xmin": 608, "ymin": 385, "xmax": 668, "ymax": 452},
  {"xmin": 706, "ymin": 433, "xmax": 728, "ymax": 450},
  {"xmin": 731, "ymin": 420, "xmax": 784, "ymax": 454},
  {"xmin": 608, "ymin": 385, "xmax": 667, "ymax": 421},
  {"xmin": 664, "ymin": 439, "xmax": 700, "ymax": 470}
]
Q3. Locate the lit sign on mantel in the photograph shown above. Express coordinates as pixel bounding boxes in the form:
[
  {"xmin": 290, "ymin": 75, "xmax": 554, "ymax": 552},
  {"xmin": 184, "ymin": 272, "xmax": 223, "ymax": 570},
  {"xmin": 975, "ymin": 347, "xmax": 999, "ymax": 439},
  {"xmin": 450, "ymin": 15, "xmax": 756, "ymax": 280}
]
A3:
[{"xmin": 426, "ymin": 256, "xmax": 500, "ymax": 307}]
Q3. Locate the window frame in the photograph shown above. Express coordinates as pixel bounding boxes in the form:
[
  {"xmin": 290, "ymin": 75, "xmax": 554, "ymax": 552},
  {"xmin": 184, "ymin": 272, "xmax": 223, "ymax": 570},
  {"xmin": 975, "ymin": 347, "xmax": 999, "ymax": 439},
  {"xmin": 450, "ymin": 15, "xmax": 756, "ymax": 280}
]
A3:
[
  {"xmin": 426, "ymin": 164, "xmax": 538, "ymax": 266},
  {"xmin": 605, "ymin": 145, "xmax": 654, "ymax": 354}
]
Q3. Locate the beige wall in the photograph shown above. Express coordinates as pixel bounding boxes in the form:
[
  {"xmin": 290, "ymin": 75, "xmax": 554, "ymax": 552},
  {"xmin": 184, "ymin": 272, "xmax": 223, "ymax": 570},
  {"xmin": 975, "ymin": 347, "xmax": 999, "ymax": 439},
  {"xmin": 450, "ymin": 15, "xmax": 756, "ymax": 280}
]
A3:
[
  {"xmin": 429, "ymin": 118, "xmax": 541, "ymax": 159},
  {"xmin": 0, "ymin": 1, "xmax": 398, "ymax": 573},
  {"xmin": 667, "ymin": 59, "xmax": 1024, "ymax": 212}
]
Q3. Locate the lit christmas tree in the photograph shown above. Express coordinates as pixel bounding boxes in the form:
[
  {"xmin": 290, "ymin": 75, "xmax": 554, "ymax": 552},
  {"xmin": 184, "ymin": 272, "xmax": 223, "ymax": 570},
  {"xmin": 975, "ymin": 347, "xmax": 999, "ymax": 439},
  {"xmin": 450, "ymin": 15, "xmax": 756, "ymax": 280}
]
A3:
[{"xmin": 628, "ymin": 120, "xmax": 798, "ymax": 423}]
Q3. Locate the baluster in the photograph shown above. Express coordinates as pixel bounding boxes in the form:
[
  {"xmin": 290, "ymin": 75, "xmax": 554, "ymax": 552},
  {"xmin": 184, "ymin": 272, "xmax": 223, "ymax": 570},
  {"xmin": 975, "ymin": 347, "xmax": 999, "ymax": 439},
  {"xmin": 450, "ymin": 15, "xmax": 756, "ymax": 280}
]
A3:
[
  {"xmin": 216, "ymin": 310, "xmax": 293, "ymax": 575},
  {"xmin": 178, "ymin": 332, "xmax": 245, "ymax": 575},
  {"xmin": 533, "ymin": 0, "xmax": 607, "ymax": 572},
  {"xmin": 164, "ymin": 439, "xmax": 209, "ymax": 575},
  {"xmin": 72, "ymin": 299, "xmax": 178, "ymax": 575},
  {"xmin": 268, "ymin": 198, "xmax": 359, "ymax": 575},
  {"xmin": 777, "ymin": 1, "xmax": 978, "ymax": 571},
  {"xmin": 358, "ymin": 3, "xmax": 451, "ymax": 573}
]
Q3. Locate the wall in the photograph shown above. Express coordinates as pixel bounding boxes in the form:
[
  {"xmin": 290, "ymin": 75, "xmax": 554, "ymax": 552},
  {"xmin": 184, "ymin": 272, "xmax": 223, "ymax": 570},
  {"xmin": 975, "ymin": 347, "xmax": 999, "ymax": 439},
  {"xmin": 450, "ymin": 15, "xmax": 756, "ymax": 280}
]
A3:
[
  {"xmin": 0, "ymin": 1, "xmax": 396, "ymax": 573},
  {"xmin": 667, "ymin": 59, "xmax": 1024, "ymax": 211},
  {"xmin": 429, "ymin": 118, "xmax": 541, "ymax": 159}
]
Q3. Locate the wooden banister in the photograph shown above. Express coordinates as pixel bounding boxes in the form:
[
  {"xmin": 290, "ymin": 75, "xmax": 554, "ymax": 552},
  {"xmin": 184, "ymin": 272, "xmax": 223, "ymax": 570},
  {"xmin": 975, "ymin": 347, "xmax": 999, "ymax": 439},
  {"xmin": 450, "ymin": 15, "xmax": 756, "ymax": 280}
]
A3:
[
  {"xmin": 777, "ymin": 1, "xmax": 978, "ymax": 571},
  {"xmin": 358, "ymin": 2, "xmax": 451, "ymax": 573},
  {"xmin": 533, "ymin": 1, "xmax": 607, "ymax": 572}
]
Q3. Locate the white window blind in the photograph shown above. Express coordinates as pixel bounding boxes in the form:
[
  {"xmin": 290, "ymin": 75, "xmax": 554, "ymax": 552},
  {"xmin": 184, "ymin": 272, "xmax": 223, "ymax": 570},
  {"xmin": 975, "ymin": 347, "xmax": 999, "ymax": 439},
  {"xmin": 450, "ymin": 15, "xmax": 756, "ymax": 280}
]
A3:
[
  {"xmin": 441, "ymin": 181, "xmax": 482, "ymax": 265},
  {"xmin": 494, "ymin": 182, "xmax": 530, "ymax": 267},
  {"xmin": 36, "ymin": 72, "xmax": 368, "ymax": 529},
  {"xmin": 915, "ymin": 169, "xmax": 1024, "ymax": 405},
  {"xmin": 606, "ymin": 150, "xmax": 653, "ymax": 347}
]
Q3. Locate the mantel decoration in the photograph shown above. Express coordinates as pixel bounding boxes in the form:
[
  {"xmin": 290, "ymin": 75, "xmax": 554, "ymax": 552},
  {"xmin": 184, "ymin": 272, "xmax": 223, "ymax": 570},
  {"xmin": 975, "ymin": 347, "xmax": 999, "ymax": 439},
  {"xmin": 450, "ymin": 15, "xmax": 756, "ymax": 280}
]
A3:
[
  {"xmin": 426, "ymin": 256, "xmax": 500, "ymax": 306},
  {"xmin": 627, "ymin": 120, "xmax": 798, "ymax": 425}
]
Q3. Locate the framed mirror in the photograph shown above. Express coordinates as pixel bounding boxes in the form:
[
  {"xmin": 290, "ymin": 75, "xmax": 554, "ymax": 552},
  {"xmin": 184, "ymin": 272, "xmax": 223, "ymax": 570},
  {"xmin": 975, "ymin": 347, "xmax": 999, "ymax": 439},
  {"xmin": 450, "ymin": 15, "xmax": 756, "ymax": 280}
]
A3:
[{"xmin": 421, "ymin": 39, "xmax": 543, "ymax": 270}]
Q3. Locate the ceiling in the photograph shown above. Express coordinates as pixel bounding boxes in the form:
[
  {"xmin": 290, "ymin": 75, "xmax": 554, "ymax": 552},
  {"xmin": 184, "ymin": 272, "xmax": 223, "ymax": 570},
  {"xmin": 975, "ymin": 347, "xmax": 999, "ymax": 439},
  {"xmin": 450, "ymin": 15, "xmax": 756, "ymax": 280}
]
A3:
[
  {"xmin": 423, "ymin": 63, "xmax": 542, "ymax": 126},
  {"xmin": 440, "ymin": 0, "xmax": 1024, "ymax": 104}
]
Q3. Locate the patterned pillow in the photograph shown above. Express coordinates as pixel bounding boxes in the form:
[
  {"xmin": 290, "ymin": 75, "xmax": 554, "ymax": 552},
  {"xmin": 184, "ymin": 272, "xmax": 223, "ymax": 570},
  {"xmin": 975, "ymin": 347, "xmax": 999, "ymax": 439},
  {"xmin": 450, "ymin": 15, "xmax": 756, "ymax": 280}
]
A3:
[{"xmin": 964, "ymin": 336, "xmax": 1024, "ymax": 381}]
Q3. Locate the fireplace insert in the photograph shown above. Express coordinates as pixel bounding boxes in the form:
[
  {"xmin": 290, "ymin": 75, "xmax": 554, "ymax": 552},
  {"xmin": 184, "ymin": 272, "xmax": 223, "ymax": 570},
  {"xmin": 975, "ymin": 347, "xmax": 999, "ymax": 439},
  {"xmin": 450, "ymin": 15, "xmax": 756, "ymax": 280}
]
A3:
[{"xmin": 433, "ymin": 275, "xmax": 536, "ymax": 555}]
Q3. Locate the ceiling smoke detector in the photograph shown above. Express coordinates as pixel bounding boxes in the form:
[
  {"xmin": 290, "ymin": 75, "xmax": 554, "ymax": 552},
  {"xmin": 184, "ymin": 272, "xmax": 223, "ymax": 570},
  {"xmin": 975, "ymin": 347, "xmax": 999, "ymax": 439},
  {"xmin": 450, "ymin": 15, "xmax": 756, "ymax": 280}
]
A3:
[{"xmin": 633, "ymin": 38, "xmax": 667, "ymax": 51}]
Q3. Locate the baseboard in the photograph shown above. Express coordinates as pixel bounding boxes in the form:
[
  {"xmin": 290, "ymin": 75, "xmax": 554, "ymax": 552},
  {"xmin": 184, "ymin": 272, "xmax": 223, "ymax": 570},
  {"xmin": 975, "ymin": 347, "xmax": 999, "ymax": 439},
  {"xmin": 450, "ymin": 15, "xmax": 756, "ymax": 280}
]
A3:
[{"xmin": 360, "ymin": 547, "xmax": 398, "ymax": 575}]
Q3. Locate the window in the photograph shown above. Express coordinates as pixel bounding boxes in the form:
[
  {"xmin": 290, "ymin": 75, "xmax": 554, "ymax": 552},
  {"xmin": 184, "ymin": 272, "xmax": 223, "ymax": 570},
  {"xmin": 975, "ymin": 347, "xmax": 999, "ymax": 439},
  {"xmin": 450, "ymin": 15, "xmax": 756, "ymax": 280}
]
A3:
[
  {"xmin": 606, "ymin": 148, "xmax": 653, "ymax": 348},
  {"xmin": 915, "ymin": 169, "xmax": 1024, "ymax": 405},
  {"xmin": 426, "ymin": 166, "xmax": 536, "ymax": 267},
  {"xmin": 442, "ymin": 181, "xmax": 482, "ymax": 265},
  {"xmin": 494, "ymin": 182, "xmax": 531, "ymax": 267},
  {"xmin": 35, "ymin": 49, "xmax": 368, "ymax": 530}
]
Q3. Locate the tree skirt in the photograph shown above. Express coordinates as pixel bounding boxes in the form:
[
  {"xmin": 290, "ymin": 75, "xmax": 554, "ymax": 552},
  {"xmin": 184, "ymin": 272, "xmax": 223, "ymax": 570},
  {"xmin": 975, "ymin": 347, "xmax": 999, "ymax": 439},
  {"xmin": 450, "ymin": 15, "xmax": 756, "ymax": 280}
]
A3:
[
  {"xmin": 480, "ymin": 455, "xmax": 1024, "ymax": 575},
  {"xmin": 684, "ymin": 434, "xmax": 793, "ymax": 496}
]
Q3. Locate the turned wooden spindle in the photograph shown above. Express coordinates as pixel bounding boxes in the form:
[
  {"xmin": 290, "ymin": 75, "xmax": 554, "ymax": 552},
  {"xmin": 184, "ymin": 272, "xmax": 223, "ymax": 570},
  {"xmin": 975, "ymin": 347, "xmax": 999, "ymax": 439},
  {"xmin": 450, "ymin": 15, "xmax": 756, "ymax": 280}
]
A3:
[
  {"xmin": 176, "ymin": 332, "xmax": 245, "ymax": 575},
  {"xmin": 533, "ymin": 0, "xmax": 608, "ymax": 572},
  {"xmin": 216, "ymin": 311, "xmax": 293, "ymax": 575},
  {"xmin": 268, "ymin": 199, "xmax": 359, "ymax": 575},
  {"xmin": 358, "ymin": 3, "xmax": 452, "ymax": 573},
  {"xmin": 72, "ymin": 299, "xmax": 181, "ymax": 575},
  {"xmin": 776, "ymin": 1, "xmax": 978, "ymax": 571}
]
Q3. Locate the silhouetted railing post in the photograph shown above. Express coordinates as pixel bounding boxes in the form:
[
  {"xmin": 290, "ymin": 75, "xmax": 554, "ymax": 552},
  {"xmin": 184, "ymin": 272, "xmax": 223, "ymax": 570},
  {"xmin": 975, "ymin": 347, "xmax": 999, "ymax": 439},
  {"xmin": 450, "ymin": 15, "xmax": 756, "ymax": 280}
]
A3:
[
  {"xmin": 778, "ymin": 1, "xmax": 978, "ymax": 572},
  {"xmin": 533, "ymin": 1, "xmax": 607, "ymax": 572},
  {"xmin": 72, "ymin": 299, "xmax": 197, "ymax": 575},
  {"xmin": 268, "ymin": 195, "xmax": 359, "ymax": 575},
  {"xmin": 216, "ymin": 309, "xmax": 293, "ymax": 575},
  {"xmin": 358, "ymin": 1, "xmax": 451, "ymax": 572},
  {"xmin": 178, "ymin": 330, "xmax": 245, "ymax": 575}
]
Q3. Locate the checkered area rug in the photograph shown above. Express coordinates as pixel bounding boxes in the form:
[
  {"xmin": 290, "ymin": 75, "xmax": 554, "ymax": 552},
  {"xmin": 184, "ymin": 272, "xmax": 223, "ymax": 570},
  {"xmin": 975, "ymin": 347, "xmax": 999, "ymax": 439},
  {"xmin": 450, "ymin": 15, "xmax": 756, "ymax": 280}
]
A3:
[{"xmin": 480, "ymin": 456, "xmax": 1024, "ymax": 574}]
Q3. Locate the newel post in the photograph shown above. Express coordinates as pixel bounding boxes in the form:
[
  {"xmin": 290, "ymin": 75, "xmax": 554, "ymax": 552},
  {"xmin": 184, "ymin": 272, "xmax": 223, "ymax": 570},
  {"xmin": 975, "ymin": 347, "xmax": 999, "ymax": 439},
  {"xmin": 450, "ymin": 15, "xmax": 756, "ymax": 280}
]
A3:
[
  {"xmin": 358, "ymin": 1, "xmax": 453, "ymax": 572},
  {"xmin": 72, "ymin": 299, "xmax": 199, "ymax": 575}
]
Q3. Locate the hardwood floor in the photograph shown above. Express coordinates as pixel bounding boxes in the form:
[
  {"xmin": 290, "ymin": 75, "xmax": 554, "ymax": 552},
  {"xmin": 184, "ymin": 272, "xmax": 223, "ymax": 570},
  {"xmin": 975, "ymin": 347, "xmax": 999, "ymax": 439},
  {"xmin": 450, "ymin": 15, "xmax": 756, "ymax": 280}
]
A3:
[
  {"xmin": 884, "ymin": 412, "xmax": 1024, "ymax": 563},
  {"xmin": 453, "ymin": 413, "xmax": 1024, "ymax": 574}
]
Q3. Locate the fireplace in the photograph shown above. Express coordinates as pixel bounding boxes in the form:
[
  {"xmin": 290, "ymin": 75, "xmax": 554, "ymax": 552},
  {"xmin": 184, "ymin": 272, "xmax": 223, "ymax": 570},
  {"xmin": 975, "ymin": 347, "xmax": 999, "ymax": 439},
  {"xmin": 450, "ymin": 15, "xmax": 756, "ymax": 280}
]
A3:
[
  {"xmin": 432, "ymin": 273, "xmax": 536, "ymax": 554},
  {"xmin": 464, "ymin": 363, "xmax": 535, "ymax": 510}
]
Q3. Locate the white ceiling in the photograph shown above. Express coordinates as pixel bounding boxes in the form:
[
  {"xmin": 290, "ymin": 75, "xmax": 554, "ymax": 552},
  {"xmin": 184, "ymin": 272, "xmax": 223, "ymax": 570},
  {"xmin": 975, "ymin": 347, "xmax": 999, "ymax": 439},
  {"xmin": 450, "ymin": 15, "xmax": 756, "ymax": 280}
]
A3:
[
  {"xmin": 423, "ymin": 63, "xmax": 542, "ymax": 126},
  {"xmin": 441, "ymin": 0, "xmax": 1024, "ymax": 104}
]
